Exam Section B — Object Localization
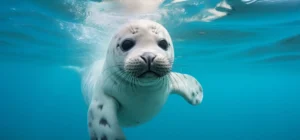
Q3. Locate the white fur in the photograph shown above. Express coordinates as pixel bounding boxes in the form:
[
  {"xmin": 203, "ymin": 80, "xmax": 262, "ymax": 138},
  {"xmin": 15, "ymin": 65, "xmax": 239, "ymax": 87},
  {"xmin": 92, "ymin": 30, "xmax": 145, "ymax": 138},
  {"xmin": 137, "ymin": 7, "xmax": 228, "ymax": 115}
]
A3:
[{"xmin": 81, "ymin": 19, "xmax": 203, "ymax": 140}]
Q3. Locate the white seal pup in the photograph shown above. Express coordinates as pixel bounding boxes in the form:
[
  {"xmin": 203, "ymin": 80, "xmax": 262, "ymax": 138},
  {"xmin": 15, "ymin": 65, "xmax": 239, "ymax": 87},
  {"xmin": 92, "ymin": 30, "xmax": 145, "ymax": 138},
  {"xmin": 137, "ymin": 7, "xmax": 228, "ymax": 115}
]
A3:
[{"xmin": 82, "ymin": 19, "xmax": 203, "ymax": 140}]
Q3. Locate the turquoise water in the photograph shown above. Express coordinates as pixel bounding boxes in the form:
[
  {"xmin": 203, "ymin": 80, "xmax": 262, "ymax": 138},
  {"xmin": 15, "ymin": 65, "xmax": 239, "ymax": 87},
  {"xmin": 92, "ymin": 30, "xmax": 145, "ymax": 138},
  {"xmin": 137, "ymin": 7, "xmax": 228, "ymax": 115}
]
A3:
[{"xmin": 1, "ymin": 0, "xmax": 300, "ymax": 140}]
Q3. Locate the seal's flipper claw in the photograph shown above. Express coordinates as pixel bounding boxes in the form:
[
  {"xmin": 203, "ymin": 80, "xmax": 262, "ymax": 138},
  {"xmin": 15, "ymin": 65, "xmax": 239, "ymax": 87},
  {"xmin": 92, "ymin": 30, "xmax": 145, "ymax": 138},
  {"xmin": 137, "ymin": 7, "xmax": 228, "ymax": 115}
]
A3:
[
  {"xmin": 169, "ymin": 72, "xmax": 203, "ymax": 105},
  {"xmin": 88, "ymin": 94, "xmax": 126, "ymax": 140}
]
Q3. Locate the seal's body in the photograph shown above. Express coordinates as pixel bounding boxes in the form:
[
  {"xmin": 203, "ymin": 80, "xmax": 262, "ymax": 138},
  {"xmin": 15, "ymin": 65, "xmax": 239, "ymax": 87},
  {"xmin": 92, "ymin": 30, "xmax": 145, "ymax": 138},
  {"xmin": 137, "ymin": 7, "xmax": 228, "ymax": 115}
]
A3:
[
  {"xmin": 82, "ymin": 19, "xmax": 203, "ymax": 140},
  {"xmin": 100, "ymin": 67, "xmax": 170, "ymax": 127}
]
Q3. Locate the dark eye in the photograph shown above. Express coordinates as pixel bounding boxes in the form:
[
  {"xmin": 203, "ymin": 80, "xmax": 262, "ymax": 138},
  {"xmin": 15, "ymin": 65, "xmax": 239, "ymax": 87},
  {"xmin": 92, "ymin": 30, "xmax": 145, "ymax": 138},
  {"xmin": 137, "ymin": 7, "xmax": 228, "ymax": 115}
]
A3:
[
  {"xmin": 158, "ymin": 39, "xmax": 169, "ymax": 51},
  {"xmin": 120, "ymin": 39, "xmax": 135, "ymax": 52}
]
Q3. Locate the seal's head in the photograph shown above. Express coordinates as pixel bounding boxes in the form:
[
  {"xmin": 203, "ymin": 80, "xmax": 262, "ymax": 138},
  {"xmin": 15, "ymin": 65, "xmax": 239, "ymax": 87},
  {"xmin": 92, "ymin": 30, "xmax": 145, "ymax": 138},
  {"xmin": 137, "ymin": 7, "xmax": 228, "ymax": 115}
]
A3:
[{"xmin": 106, "ymin": 19, "xmax": 174, "ymax": 82}]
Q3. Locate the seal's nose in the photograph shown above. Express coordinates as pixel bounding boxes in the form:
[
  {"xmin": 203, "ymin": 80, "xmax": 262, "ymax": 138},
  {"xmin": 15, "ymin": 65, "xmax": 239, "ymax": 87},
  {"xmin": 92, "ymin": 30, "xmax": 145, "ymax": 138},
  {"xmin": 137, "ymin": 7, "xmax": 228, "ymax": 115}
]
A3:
[{"xmin": 140, "ymin": 52, "xmax": 156, "ymax": 65}]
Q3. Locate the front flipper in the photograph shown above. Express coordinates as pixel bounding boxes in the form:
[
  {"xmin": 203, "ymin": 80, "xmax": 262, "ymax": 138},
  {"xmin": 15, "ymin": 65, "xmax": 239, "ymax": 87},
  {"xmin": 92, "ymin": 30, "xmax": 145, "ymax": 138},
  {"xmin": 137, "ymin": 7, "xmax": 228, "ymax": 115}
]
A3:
[
  {"xmin": 169, "ymin": 72, "xmax": 203, "ymax": 105},
  {"xmin": 88, "ymin": 94, "xmax": 125, "ymax": 140}
]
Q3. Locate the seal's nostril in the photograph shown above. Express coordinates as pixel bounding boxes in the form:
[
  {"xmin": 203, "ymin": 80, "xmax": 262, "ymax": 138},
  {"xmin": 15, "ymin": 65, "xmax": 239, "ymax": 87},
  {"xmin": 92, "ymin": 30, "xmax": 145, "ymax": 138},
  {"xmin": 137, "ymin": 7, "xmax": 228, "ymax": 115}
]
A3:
[
  {"xmin": 140, "ymin": 56, "xmax": 147, "ymax": 63},
  {"xmin": 151, "ymin": 56, "xmax": 156, "ymax": 62}
]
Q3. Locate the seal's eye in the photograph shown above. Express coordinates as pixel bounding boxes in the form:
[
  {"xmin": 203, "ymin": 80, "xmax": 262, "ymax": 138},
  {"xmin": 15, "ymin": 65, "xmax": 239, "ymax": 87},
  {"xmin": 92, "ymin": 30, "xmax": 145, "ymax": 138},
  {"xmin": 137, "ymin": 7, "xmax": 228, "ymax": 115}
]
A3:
[
  {"xmin": 121, "ymin": 39, "xmax": 135, "ymax": 52},
  {"xmin": 158, "ymin": 39, "xmax": 169, "ymax": 51}
]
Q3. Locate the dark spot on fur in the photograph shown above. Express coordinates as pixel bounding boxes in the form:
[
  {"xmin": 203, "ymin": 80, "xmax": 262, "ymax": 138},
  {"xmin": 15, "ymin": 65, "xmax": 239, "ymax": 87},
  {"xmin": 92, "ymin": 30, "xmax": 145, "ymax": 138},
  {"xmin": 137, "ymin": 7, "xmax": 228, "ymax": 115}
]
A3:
[
  {"xmin": 98, "ymin": 104, "xmax": 103, "ymax": 110},
  {"xmin": 118, "ymin": 38, "xmax": 121, "ymax": 41},
  {"xmin": 192, "ymin": 92, "xmax": 195, "ymax": 97},
  {"xmin": 88, "ymin": 122, "xmax": 92, "ymax": 127},
  {"xmin": 117, "ymin": 44, "xmax": 120, "ymax": 47},
  {"xmin": 196, "ymin": 99, "xmax": 200, "ymax": 104},
  {"xmin": 199, "ymin": 87, "xmax": 203, "ymax": 92},
  {"xmin": 183, "ymin": 75, "xmax": 187, "ymax": 79},
  {"xmin": 131, "ymin": 27, "xmax": 139, "ymax": 34},
  {"xmin": 89, "ymin": 110, "xmax": 94, "ymax": 120},
  {"xmin": 101, "ymin": 135, "xmax": 108, "ymax": 140},
  {"xmin": 99, "ymin": 118, "xmax": 110, "ymax": 127}
]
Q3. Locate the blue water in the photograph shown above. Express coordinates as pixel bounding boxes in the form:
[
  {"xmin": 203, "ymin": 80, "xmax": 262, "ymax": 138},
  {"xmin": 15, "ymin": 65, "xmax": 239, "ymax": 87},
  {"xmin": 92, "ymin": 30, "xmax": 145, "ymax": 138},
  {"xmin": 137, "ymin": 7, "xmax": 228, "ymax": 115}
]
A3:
[{"xmin": 1, "ymin": 0, "xmax": 300, "ymax": 140}]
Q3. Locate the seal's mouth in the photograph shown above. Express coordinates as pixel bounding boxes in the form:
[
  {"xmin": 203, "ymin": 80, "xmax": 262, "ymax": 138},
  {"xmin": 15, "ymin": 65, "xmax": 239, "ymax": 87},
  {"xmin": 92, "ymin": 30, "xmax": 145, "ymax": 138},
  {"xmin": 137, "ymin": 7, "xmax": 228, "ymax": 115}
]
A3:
[{"xmin": 137, "ymin": 70, "xmax": 161, "ymax": 78}]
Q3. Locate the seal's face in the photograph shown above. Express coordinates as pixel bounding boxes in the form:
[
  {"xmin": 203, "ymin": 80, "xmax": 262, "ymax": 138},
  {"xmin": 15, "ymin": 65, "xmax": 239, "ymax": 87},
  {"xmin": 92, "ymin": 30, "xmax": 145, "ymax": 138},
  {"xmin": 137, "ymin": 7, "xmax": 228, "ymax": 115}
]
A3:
[{"xmin": 107, "ymin": 20, "xmax": 174, "ymax": 80}]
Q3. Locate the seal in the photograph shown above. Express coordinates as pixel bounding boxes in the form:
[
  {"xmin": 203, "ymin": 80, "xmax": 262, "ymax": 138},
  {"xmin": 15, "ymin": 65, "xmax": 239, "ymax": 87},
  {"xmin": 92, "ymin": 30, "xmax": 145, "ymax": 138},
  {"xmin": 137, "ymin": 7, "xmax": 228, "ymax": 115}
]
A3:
[{"xmin": 81, "ymin": 19, "xmax": 203, "ymax": 140}]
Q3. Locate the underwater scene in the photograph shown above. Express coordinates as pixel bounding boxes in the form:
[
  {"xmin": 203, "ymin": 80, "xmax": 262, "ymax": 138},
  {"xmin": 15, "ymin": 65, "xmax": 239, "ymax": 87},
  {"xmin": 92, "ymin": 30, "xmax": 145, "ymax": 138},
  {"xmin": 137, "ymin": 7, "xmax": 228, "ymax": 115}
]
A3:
[{"xmin": 1, "ymin": 0, "xmax": 300, "ymax": 140}]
